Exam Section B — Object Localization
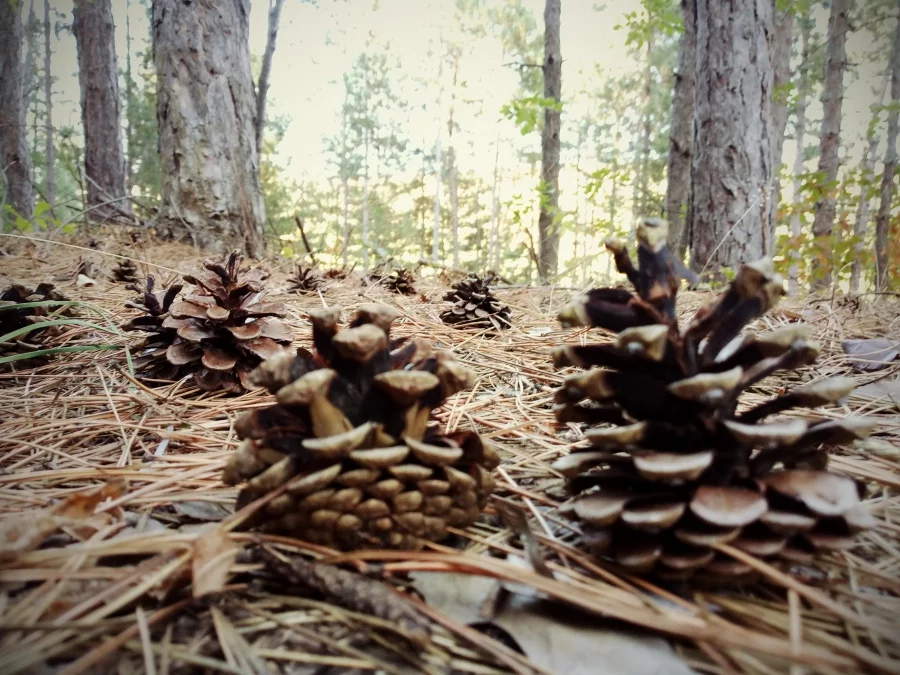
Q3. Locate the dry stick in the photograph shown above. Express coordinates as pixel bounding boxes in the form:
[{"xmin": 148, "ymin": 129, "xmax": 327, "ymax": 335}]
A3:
[{"xmin": 293, "ymin": 215, "xmax": 317, "ymax": 266}]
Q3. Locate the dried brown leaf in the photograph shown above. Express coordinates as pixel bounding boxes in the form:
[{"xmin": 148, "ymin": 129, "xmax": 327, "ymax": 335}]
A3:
[{"xmin": 192, "ymin": 527, "xmax": 238, "ymax": 598}]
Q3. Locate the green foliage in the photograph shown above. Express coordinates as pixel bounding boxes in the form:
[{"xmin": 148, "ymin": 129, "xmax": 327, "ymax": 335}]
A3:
[
  {"xmin": 501, "ymin": 95, "xmax": 564, "ymax": 136},
  {"xmin": 616, "ymin": 0, "xmax": 682, "ymax": 48}
]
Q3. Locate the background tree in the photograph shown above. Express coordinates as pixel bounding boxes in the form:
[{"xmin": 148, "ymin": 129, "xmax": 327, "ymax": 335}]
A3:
[
  {"xmin": 536, "ymin": 0, "xmax": 561, "ymax": 281},
  {"xmin": 769, "ymin": 4, "xmax": 793, "ymax": 249},
  {"xmin": 152, "ymin": 0, "xmax": 266, "ymax": 256},
  {"xmin": 74, "ymin": 0, "xmax": 131, "ymax": 221},
  {"xmin": 255, "ymin": 0, "xmax": 285, "ymax": 154},
  {"xmin": 689, "ymin": 0, "xmax": 773, "ymax": 273},
  {"xmin": 809, "ymin": 0, "xmax": 849, "ymax": 291},
  {"xmin": 0, "ymin": 0, "xmax": 34, "ymax": 224},
  {"xmin": 664, "ymin": 0, "xmax": 695, "ymax": 258},
  {"xmin": 42, "ymin": 0, "xmax": 54, "ymax": 210},
  {"xmin": 875, "ymin": 12, "xmax": 900, "ymax": 290}
]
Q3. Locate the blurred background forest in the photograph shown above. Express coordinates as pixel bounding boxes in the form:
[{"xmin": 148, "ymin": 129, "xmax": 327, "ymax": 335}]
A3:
[{"xmin": 1, "ymin": 0, "xmax": 899, "ymax": 291}]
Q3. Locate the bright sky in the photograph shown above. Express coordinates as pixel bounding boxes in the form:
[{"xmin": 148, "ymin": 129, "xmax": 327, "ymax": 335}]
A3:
[{"xmin": 40, "ymin": 0, "xmax": 890, "ymax": 217}]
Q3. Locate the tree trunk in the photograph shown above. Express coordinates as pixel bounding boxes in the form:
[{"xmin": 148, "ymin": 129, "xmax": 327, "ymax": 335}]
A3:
[
  {"xmin": 850, "ymin": 68, "xmax": 891, "ymax": 293},
  {"xmin": 22, "ymin": 0, "xmax": 35, "ymax": 127},
  {"xmin": 42, "ymin": 0, "xmax": 54, "ymax": 210},
  {"xmin": 537, "ymin": 0, "xmax": 562, "ymax": 281},
  {"xmin": 788, "ymin": 17, "xmax": 811, "ymax": 295},
  {"xmin": 665, "ymin": 0, "xmax": 696, "ymax": 259},
  {"xmin": 875, "ymin": 16, "xmax": 900, "ymax": 290},
  {"xmin": 489, "ymin": 132, "xmax": 501, "ymax": 271},
  {"xmin": 432, "ymin": 126, "xmax": 442, "ymax": 263},
  {"xmin": 448, "ymin": 53, "xmax": 460, "ymax": 268},
  {"xmin": 0, "ymin": 0, "xmax": 34, "ymax": 223},
  {"xmin": 153, "ymin": 0, "xmax": 265, "ymax": 256},
  {"xmin": 254, "ymin": 0, "xmax": 284, "ymax": 154},
  {"xmin": 809, "ymin": 0, "xmax": 849, "ymax": 292},
  {"xmin": 341, "ymin": 176, "xmax": 349, "ymax": 268},
  {"xmin": 74, "ymin": 0, "xmax": 131, "ymax": 221},
  {"xmin": 638, "ymin": 37, "xmax": 653, "ymax": 217},
  {"xmin": 124, "ymin": 0, "xmax": 133, "ymax": 195},
  {"xmin": 690, "ymin": 0, "xmax": 773, "ymax": 275},
  {"xmin": 362, "ymin": 129, "xmax": 370, "ymax": 269},
  {"xmin": 769, "ymin": 7, "xmax": 793, "ymax": 251}
]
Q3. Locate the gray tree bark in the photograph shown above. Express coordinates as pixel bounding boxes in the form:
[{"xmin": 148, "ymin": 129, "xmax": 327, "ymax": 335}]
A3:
[
  {"xmin": 875, "ymin": 16, "xmax": 900, "ymax": 290},
  {"xmin": 489, "ymin": 131, "xmax": 501, "ymax": 271},
  {"xmin": 341, "ymin": 176, "xmax": 349, "ymax": 268},
  {"xmin": 74, "ymin": 0, "xmax": 131, "ymax": 220},
  {"xmin": 254, "ymin": 0, "xmax": 284, "ymax": 154},
  {"xmin": 0, "ymin": 0, "xmax": 34, "ymax": 223},
  {"xmin": 432, "ymin": 56, "xmax": 443, "ymax": 264},
  {"xmin": 850, "ymin": 68, "xmax": 890, "ymax": 293},
  {"xmin": 537, "ymin": 0, "xmax": 561, "ymax": 281},
  {"xmin": 637, "ymin": 36, "xmax": 652, "ymax": 218},
  {"xmin": 665, "ymin": 0, "xmax": 696, "ymax": 259},
  {"xmin": 788, "ymin": 16, "xmax": 811, "ymax": 295},
  {"xmin": 124, "ymin": 0, "xmax": 133, "ymax": 195},
  {"xmin": 448, "ymin": 52, "xmax": 460, "ymax": 268},
  {"xmin": 152, "ymin": 0, "xmax": 266, "ymax": 257},
  {"xmin": 43, "ymin": 0, "xmax": 54, "ymax": 209},
  {"xmin": 769, "ymin": 7, "xmax": 793, "ymax": 251},
  {"xmin": 809, "ymin": 0, "xmax": 849, "ymax": 292},
  {"xmin": 689, "ymin": 0, "xmax": 773, "ymax": 275}
]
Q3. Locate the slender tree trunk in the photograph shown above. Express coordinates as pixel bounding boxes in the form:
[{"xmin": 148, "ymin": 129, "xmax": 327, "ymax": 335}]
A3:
[
  {"xmin": 42, "ymin": 0, "xmax": 54, "ymax": 210},
  {"xmin": 665, "ymin": 0, "xmax": 696, "ymax": 259},
  {"xmin": 875, "ymin": 16, "xmax": 900, "ymax": 290},
  {"xmin": 448, "ymin": 53, "xmax": 460, "ymax": 268},
  {"xmin": 769, "ymin": 7, "xmax": 793, "ymax": 251},
  {"xmin": 254, "ymin": 0, "xmax": 284, "ymax": 154},
  {"xmin": 489, "ymin": 132, "xmax": 501, "ymax": 271},
  {"xmin": 21, "ymin": 0, "xmax": 35, "ymax": 125},
  {"xmin": 432, "ymin": 125, "xmax": 442, "ymax": 264},
  {"xmin": 0, "ymin": 0, "xmax": 34, "ymax": 223},
  {"xmin": 341, "ymin": 176, "xmax": 349, "ymax": 268},
  {"xmin": 690, "ymin": 0, "xmax": 773, "ymax": 274},
  {"xmin": 124, "ymin": 0, "xmax": 133, "ymax": 195},
  {"xmin": 537, "ymin": 0, "xmax": 562, "ymax": 281},
  {"xmin": 788, "ymin": 17, "xmax": 811, "ymax": 295},
  {"xmin": 850, "ymin": 69, "xmax": 891, "ymax": 293},
  {"xmin": 153, "ymin": 0, "xmax": 265, "ymax": 256},
  {"xmin": 638, "ymin": 35, "xmax": 653, "ymax": 216},
  {"xmin": 362, "ymin": 129, "xmax": 370, "ymax": 269},
  {"xmin": 809, "ymin": 0, "xmax": 849, "ymax": 291},
  {"xmin": 74, "ymin": 0, "xmax": 131, "ymax": 221},
  {"xmin": 26, "ymin": 1, "xmax": 38, "ymax": 192}
]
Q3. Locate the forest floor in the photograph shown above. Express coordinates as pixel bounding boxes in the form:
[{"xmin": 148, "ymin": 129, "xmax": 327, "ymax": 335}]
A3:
[{"xmin": 1, "ymin": 231, "xmax": 899, "ymax": 674}]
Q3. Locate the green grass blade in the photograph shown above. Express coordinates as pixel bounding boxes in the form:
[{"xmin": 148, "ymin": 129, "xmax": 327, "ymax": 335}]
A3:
[
  {"xmin": 0, "ymin": 344, "xmax": 122, "ymax": 365},
  {"xmin": 0, "ymin": 318, "xmax": 121, "ymax": 344}
]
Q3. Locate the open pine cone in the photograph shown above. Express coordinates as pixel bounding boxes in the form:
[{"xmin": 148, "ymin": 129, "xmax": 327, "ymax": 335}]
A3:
[
  {"xmin": 163, "ymin": 251, "xmax": 293, "ymax": 392},
  {"xmin": 110, "ymin": 259, "xmax": 140, "ymax": 284},
  {"xmin": 287, "ymin": 263, "xmax": 325, "ymax": 293},
  {"xmin": 368, "ymin": 267, "xmax": 416, "ymax": 295},
  {"xmin": 0, "ymin": 283, "xmax": 69, "ymax": 356},
  {"xmin": 440, "ymin": 275, "xmax": 512, "ymax": 330},
  {"xmin": 551, "ymin": 218, "xmax": 875, "ymax": 582},
  {"xmin": 122, "ymin": 276, "xmax": 185, "ymax": 381},
  {"xmin": 223, "ymin": 302, "xmax": 499, "ymax": 550}
]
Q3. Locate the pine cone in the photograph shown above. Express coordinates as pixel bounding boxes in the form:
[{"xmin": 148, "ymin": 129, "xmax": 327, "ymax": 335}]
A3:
[
  {"xmin": 369, "ymin": 268, "xmax": 416, "ymax": 295},
  {"xmin": 440, "ymin": 275, "xmax": 512, "ymax": 330},
  {"xmin": 110, "ymin": 259, "xmax": 140, "ymax": 284},
  {"xmin": 122, "ymin": 276, "xmax": 185, "ymax": 381},
  {"xmin": 287, "ymin": 264, "xmax": 325, "ymax": 293},
  {"xmin": 0, "ymin": 283, "xmax": 69, "ymax": 355},
  {"xmin": 168, "ymin": 251, "xmax": 293, "ymax": 392},
  {"xmin": 551, "ymin": 218, "xmax": 875, "ymax": 583},
  {"xmin": 223, "ymin": 302, "xmax": 499, "ymax": 550}
]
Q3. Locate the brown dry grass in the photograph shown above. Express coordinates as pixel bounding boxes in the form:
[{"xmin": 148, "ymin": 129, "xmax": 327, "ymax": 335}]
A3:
[{"xmin": 1, "ymin": 231, "xmax": 899, "ymax": 674}]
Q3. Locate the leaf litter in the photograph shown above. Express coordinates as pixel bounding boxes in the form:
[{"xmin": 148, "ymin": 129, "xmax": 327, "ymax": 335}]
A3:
[{"xmin": 0, "ymin": 236, "xmax": 899, "ymax": 673}]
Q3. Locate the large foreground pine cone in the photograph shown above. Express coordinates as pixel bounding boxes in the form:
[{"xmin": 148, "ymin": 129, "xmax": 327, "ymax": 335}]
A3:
[
  {"xmin": 223, "ymin": 302, "xmax": 499, "ymax": 550},
  {"xmin": 122, "ymin": 276, "xmax": 185, "ymax": 381},
  {"xmin": 166, "ymin": 251, "xmax": 293, "ymax": 392},
  {"xmin": 551, "ymin": 218, "xmax": 875, "ymax": 582},
  {"xmin": 440, "ymin": 275, "xmax": 512, "ymax": 330},
  {"xmin": 0, "ymin": 283, "xmax": 69, "ymax": 356}
]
